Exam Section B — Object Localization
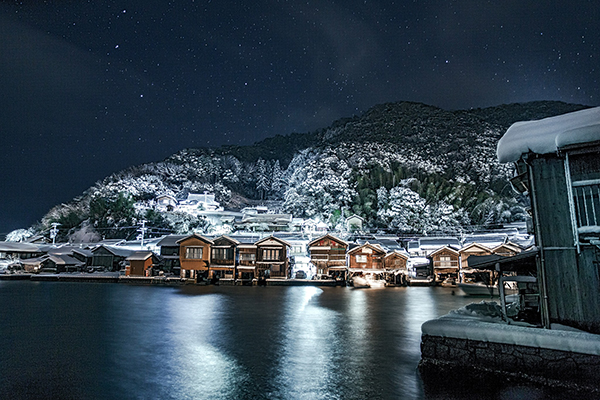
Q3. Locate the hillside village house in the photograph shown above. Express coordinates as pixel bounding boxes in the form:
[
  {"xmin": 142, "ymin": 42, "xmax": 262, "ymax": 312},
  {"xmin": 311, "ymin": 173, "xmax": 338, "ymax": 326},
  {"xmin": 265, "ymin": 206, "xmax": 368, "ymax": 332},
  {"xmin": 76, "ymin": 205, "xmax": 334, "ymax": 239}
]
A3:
[
  {"xmin": 308, "ymin": 234, "xmax": 348, "ymax": 279},
  {"xmin": 209, "ymin": 236, "xmax": 239, "ymax": 280},
  {"xmin": 177, "ymin": 234, "xmax": 213, "ymax": 280},
  {"xmin": 178, "ymin": 192, "xmax": 223, "ymax": 212},
  {"xmin": 155, "ymin": 194, "xmax": 177, "ymax": 211},
  {"xmin": 255, "ymin": 236, "xmax": 291, "ymax": 279},
  {"xmin": 236, "ymin": 213, "xmax": 293, "ymax": 232},
  {"xmin": 497, "ymin": 106, "xmax": 600, "ymax": 332},
  {"xmin": 345, "ymin": 214, "xmax": 364, "ymax": 232},
  {"xmin": 347, "ymin": 242, "xmax": 386, "ymax": 280}
]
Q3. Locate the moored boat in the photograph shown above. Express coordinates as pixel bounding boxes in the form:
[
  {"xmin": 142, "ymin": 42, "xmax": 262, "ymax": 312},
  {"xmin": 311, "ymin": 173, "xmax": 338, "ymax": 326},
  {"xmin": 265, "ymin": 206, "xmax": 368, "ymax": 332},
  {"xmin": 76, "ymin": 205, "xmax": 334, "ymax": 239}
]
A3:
[
  {"xmin": 457, "ymin": 282, "xmax": 498, "ymax": 296},
  {"xmin": 352, "ymin": 276, "xmax": 370, "ymax": 288}
]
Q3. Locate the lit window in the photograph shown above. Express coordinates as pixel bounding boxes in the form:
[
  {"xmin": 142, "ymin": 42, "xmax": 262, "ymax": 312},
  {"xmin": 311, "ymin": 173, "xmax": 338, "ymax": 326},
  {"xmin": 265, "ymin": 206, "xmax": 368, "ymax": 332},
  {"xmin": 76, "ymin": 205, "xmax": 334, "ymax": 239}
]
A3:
[
  {"xmin": 356, "ymin": 255, "xmax": 367, "ymax": 263},
  {"xmin": 186, "ymin": 247, "xmax": 203, "ymax": 259},
  {"xmin": 263, "ymin": 249, "xmax": 280, "ymax": 261}
]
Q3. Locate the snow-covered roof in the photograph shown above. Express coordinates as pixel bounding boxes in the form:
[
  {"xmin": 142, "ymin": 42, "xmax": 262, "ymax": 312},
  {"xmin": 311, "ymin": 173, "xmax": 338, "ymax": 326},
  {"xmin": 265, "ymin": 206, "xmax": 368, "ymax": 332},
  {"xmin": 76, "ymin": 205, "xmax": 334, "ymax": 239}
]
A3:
[
  {"xmin": 497, "ymin": 106, "xmax": 600, "ymax": 163},
  {"xmin": 422, "ymin": 302, "xmax": 600, "ymax": 356},
  {"xmin": 126, "ymin": 251, "xmax": 154, "ymax": 261}
]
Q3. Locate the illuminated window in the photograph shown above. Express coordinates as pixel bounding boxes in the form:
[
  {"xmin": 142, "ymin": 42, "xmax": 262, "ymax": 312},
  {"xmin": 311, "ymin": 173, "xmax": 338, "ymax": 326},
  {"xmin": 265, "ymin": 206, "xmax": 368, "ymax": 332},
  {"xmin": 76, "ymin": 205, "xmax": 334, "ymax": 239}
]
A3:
[
  {"xmin": 439, "ymin": 255, "xmax": 452, "ymax": 267},
  {"xmin": 356, "ymin": 255, "xmax": 367, "ymax": 263},
  {"xmin": 186, "ymin": 247, "xmax": 203, "ymax": 259},
  {"xmin": 240, "ymin": 253, "xmax": 256, "ymax": 261},
  {"xmin": 263, "ymin": 249, "xmax": 280, "ymax": 260},
  {"xmin": 212, "ymin": 248, "xmax": 233, "ymax": 260}
]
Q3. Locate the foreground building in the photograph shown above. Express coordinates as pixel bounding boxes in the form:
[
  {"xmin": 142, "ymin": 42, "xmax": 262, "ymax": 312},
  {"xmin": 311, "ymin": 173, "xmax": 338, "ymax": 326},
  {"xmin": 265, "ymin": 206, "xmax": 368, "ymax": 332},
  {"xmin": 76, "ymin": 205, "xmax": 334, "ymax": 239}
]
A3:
[{"xmin": 498, "ymin": 106, "xmax": 600, "ymax": 332}]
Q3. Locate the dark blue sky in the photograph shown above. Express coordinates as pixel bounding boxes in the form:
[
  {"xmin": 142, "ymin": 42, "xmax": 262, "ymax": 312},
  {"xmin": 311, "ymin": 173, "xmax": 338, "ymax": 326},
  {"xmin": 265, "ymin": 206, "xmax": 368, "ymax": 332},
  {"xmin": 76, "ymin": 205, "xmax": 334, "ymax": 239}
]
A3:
[{"xmin": 1, "ymin": 0, "xmax": 599, "ymax": 235}]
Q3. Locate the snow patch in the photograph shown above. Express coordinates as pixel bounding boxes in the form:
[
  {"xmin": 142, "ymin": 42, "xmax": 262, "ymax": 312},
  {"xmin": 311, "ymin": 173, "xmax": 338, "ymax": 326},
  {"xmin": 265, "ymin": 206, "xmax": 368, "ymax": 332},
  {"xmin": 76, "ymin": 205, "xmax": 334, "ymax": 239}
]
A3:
[{"xmin": 422, "ymin": 301, "xmax": 600, "ymax": 356}]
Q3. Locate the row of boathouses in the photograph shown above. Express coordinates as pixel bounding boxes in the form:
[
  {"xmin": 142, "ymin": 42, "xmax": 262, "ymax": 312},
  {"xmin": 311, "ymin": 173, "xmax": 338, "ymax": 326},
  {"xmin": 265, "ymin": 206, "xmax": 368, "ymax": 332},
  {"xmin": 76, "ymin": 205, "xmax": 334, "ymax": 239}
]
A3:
[{"xmin": 0, "ymin": 230, "xmax": 532, "ymax": 286}]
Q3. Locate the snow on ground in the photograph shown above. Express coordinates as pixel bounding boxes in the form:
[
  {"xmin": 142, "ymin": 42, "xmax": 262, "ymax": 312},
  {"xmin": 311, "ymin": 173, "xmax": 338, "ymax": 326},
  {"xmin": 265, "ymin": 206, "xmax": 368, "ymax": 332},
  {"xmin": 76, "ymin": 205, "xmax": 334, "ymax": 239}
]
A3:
[
  {"xmin": 497, "ymin": 106, "xmax": 600, "ymax": 163},
  {"xmin": 422, "ymin": 301, "xmax": 600, "ymax": 356}
]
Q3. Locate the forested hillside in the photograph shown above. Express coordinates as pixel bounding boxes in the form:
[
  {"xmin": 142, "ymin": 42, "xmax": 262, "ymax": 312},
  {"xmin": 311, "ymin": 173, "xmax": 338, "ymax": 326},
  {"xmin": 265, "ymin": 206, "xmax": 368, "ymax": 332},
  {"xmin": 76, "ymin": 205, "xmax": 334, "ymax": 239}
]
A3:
[{"xmin": 28, "ymin": 100, "xmax": 588, "ymax": 241}]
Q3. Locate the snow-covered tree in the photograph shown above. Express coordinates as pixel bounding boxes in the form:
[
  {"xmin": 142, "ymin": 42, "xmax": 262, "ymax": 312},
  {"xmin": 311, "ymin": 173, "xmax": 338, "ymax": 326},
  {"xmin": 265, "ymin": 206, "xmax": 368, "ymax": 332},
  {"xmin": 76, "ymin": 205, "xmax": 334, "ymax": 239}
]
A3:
[
  {"xmin": 5, "ymin": 228, "xmax": 35, "ymax": 242},
  {"xmin": 255, "ymin": 158, "xmax": 271, "ymax": 200}
]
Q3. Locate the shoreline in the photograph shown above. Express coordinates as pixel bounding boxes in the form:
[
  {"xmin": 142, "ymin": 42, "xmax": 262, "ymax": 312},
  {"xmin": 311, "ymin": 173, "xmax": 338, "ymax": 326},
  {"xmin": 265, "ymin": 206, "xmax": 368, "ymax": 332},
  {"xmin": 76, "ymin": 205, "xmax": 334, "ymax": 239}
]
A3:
[{"xmin": 0, "ymin": 272, "xmax": 342, "ymax": 287}]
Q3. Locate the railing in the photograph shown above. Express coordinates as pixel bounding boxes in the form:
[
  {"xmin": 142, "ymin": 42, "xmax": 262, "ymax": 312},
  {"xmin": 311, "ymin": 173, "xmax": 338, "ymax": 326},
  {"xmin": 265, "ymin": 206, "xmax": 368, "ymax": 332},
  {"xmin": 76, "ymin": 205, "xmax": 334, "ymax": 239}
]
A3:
[
  {"xmin": 572, "ymin": 180, "xmax": 600, "ymax": 229},
  {"xmin": 433, "ymin": 260, "xmax": 459, "ymax": 268}
]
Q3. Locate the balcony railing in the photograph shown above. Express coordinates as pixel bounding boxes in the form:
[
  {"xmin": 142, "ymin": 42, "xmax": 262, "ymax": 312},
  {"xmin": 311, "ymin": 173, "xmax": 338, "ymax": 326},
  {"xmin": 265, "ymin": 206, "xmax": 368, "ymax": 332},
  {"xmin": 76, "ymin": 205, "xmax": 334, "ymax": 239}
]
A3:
[
  {"xmin": 433, "ymin": 260, "xmax": 459, "ymax": 269},
  {"xmin": 573, "ymin": 180, "xmax": 600, "ymax": 230}
]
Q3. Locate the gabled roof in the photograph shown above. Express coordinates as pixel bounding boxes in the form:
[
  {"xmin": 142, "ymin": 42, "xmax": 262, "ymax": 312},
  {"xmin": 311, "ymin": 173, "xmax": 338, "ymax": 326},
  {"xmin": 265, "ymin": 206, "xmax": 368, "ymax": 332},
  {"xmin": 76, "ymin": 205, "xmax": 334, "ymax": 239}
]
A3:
[
  {"xmin": 255, "ymin": 235, "xmax": 291, "ymax": 248},
  {"xmin": 47, "ymin": 254, "xmax": 84, "ymax": 266},
  {"xmin": 72, "ymin": 248, "xmax": 93, "ymax": 258},
  {"xmin": 347, "ymin": 241, "xmax": 386, "ymax": 255},
  {"xmin": 384, "ymin": 250, "xmax": 409, "ymax": 260},
  {"xmin": 156, "ymin": 235, "xmax": 188, "ymax": 247},
  {"xmin": 91, "ymin": 244, "xmax": 135, "ymax": 258},
  {"xmin": 0, "ymin": 242, "xmax": 43, "ymax": 253},
  {"xmin": 429, "ymin": 246, "xmax": 460, "ymax": 257},
  {"xmin": 491, "ymin": 243, "xmax": 522, "ymax": 254},
  {"xmin": 459, "ymin": 242, "xmax": 492, "ymax": 253},
  {"xmin": 176, "ymin": 234, "xmax": 214, "ymax": 245},
  {"xmin": 212, "ymin": 235, "xmax": 241, "ymax": 246},
  {"xmin": 156, "ymin": 194, "xmax": 177, "ymax": 201},
  {"xmin": 126, "ymin": 251, "xmax": 155, "ymax": 261},
  {"xmin": 307, "ymin": 234, "xmax": 348, "ymax": 247},
  {"xmin": 345, "ymin": 214, "xmax": 365, "ymax": 222}
]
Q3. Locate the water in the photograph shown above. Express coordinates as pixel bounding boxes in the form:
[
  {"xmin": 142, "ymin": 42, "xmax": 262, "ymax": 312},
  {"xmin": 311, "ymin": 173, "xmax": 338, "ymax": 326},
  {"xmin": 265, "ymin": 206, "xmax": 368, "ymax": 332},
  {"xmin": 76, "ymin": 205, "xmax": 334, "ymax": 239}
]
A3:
[{"xmin": 0, "ymin": 282, "xmax": 585, "ymax": 399}]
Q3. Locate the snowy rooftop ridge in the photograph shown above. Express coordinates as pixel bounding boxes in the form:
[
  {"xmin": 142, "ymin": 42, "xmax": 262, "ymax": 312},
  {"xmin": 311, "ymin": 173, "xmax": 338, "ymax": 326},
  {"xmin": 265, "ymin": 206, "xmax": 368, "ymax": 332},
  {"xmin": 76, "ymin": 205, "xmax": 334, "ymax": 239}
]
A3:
[{"xmin": 497, "ymin": 106, "xmax": 600, "ymax": 163}]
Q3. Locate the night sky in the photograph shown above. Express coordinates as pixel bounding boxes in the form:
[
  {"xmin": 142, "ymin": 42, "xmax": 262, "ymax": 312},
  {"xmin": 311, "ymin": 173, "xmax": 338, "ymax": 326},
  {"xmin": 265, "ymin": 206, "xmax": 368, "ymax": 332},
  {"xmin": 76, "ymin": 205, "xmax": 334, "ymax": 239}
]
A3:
[{"xmin": 1, "ymin": 0, "xmax": 599, "ymax": 235}]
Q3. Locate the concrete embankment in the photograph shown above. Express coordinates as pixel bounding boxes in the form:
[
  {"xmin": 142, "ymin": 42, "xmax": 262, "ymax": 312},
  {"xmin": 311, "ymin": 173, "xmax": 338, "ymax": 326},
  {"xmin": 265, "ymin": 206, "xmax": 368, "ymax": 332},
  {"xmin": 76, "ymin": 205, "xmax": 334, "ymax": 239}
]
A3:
[{"xmin": 420, "ymin": 315, "xmax": 600, "ymax": 393}]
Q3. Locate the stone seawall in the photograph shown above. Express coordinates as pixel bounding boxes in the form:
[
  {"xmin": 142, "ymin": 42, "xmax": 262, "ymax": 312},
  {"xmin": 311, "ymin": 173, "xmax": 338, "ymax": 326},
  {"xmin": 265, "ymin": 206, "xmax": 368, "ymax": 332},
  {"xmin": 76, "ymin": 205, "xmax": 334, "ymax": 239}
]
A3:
[{"xmin": 420, "ymin": 334, "xmax": 600, "ymax": 391}]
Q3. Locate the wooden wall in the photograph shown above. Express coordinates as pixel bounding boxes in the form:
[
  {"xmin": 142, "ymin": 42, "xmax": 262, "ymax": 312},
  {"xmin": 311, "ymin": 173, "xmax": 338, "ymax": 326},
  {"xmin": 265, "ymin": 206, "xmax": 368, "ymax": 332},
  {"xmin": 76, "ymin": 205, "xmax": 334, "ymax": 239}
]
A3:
[{"xmin": 530, "ymin": 155, "xmax": 600, "ymax": 333}]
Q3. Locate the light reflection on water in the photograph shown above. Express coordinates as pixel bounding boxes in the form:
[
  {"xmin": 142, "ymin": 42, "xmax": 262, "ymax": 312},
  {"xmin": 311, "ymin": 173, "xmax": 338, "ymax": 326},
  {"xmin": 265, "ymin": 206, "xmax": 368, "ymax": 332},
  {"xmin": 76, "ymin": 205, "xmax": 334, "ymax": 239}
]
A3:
[{"xmin": 0, "ymin": 282, "xmax": 586, "ymax": 399}]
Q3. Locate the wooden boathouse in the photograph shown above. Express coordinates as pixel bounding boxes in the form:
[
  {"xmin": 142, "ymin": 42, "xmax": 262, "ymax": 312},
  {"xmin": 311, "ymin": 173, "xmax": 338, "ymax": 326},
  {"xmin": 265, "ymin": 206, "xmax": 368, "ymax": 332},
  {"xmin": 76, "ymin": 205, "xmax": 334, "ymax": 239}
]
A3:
[{"xmin": 497, "ymin": 106, "xmax": 600, "ymax": 333}]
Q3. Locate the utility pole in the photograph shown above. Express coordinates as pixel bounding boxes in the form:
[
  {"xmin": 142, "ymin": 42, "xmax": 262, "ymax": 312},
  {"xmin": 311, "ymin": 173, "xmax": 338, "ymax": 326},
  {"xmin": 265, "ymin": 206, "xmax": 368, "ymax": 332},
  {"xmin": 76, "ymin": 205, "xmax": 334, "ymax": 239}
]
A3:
[
  {"xmin": 50, "ymin": 223, "xmax": 60, "ymax": 245},
  {"xmin": 138, "ymin": 220, "xmax": 148, "ymax": 248}
]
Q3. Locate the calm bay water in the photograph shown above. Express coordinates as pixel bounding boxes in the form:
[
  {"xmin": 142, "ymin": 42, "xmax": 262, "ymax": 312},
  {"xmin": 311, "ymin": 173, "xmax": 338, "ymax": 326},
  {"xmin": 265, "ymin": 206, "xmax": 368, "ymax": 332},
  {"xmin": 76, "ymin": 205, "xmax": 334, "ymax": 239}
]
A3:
[{"xmin": 0, "ymin": 282, "xmax": 576, "ymax": 399}]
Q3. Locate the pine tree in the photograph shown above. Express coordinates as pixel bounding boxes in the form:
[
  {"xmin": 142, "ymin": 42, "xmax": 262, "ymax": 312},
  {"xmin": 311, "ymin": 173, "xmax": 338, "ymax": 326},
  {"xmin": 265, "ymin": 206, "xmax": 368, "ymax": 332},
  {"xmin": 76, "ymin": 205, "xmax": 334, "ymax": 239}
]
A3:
[
  {"xmin": 255, "ymin": 158, "xmax": 271, "ymax": 200},
  {"xmin": 271, "ymin": 159, "xmax": 285, "ymax": 196}
]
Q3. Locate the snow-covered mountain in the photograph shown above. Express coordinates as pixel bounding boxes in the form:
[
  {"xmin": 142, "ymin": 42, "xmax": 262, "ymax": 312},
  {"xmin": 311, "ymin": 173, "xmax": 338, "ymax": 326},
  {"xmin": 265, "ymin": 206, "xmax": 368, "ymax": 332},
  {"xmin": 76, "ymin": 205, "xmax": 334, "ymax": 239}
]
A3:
[{"xmin": 33, "ymin": 100, "xmax": 588, "ymax": 241}]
